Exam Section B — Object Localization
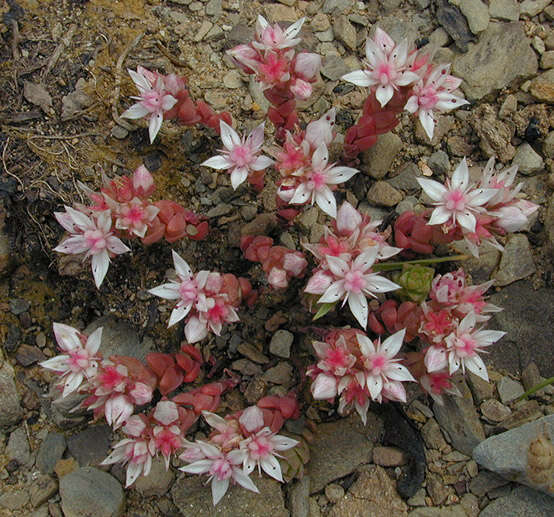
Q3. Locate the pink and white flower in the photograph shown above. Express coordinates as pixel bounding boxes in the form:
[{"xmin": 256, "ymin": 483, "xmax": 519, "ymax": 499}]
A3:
[
  {"xmin": 404, "ymin": 64, "xmax": 469, "ymax": 140},
  {"xmin": 342, "ymin": 28, "xmax": 420, "ymax": 107},
  {"xmin": 417, "ymin": 158, "xmax": 497, "ymax": 233},
  {"xmin": 310, "ymin": 247, "xmax": 400, "ymax": 329},
  {"xmin": 239, "ymin": 427, "xmax": 298, "ymax": 482},
  {"xmin": 101, "ymin": 436, "xmax": 155, "ymax": 487},
  {"xmin": 287, "ymin": 143, "xmax": 358, "ymax": 218},
  {"xmin": 54, "ymin": 207, "xmax": 130, "ymax": 288},
  {"xmin": 357, "ymin": 329, "xmax": 416, "ymax": 402},
  {"xmin": 40, "ymin": 323, "xmax": 102, "ymax": 398},
  {"xmin": 253, "ymin": 16, "xmax": 305, "ymax": 52},
  {"xmin": 202, "ymin": 121, "xmax": 274, "ymax": 190},
  {"xmin": 180, "ymin": 441, "xmax": 258, "ymax": 506},
  {"xmin": 121, "ymin": 66, "xmax": 178, "ymax": 143}
]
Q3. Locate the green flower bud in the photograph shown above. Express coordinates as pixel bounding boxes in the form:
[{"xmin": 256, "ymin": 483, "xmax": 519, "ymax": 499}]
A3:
[{"xmin": 392, "ymin": 264, "xmax": 434, "ymax": 303}]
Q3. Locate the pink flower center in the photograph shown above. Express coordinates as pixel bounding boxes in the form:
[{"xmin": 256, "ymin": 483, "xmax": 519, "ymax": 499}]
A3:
[
  {"xmin": 454, "ymin": 334, "xmax": 477, "ymax": 358},
  {"xmin": 444, "ymin": 190, "xmax": 466, "ymax": 212},
  {"xmin": 417, "ymin": 85, "xmax": 439, "ymax": 110},
  {"xmin": 368, "ymin": 354, "xmax": 386, "ymax": 374},
  {"xmin": 207, "ymin": 302, "xmax": 227, "ymax": 323},
  {"xmin": 325, "ymin": 348, "xmax": 351, "ymax": 371},
  {"xmin": 344, "ymin": 270, "xmax": 365, "ymax": 293},
  {"xmin": 179, "ymin": 279, "xmax": 198, "ymax": 303},
  {"xmin": 376, "ymin": 62, "xmax": 394, "ymax": 84},
  {"xmin": 229, "ymin": 145, "xmax": 253, "ymax": 168},
  {"xmin": 84, "ymin": 229, "xmax": 107, "ymax": 253},
  {"xmin": 68, "ymin": 349, "xmax": 90, "ymax": 371},
  {"xmin": 154, "ymin": 428, "xmax": 181, "ymax": 457},
  {"xmin": 124, "ymin": 204, "xmax": 145, "ymax": 225},
  {"xmin": 210, "ymin": 457, "xmax": 232, "ymax": 481},
  {"xmin": 141, "ymin": 90, "xmax": 163, "ymax": 112},
  {"xmin": 247, "ymin": 435, "xmax": 273, "ymax": 460}
]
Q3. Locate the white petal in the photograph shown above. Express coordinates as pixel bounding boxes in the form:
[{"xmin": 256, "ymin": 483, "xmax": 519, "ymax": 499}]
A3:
[
  {"xmin": 220, "ymin": 121, "xmax": 241, "ymax": 150},
  {"xmin": 232, "ymin": 468, "xmax": 259, "ymax": 493},
  {"xmin": 364, "ymin": 274, "xmax": 400, "ymax": 294},
  {"xmin": 353, "ymin": 247, "xmax": 378, "ymax": 272},
  {"xmin": 121, "ymin": 103, "xmax": 150, "ymax": 120},
  {"xmin": 91, "ymin": 250, "xmax": 110, "ymax": 288},
  {"xmin": 397, "ymin": 71, "xmax": 420, "ymax": 86},
  {"xmin": 125, "ymin": 462, "xmax": 143, "ymax": 487},
  {"xmin": 273, "ymin": 435, "xmax": 299, "ymax": 451},
  {"xmin": 185, "ymin": 317, "xmax": 209, "ymax": 343},
  {"xmin": 380, "ymin": 329, "xmax": 405, "ymax": 357},
  {"xmin": 424, "ymin": 347, "xmax": 447, "ymax": 372},
  {"xmin": 201, "ymin": 155, "xmax": 232, "ymax": 170},
  {"xmin": 448, "ymin": 353, "xmax": 461, "ymax": 375},
  {"xmin": 464, "ymin": 355, "xmax": 489, "ymax": 382},
  {"xmin": 284, "ymin": 17, "xmax": 305, "ymax": 39},
  {"xmin": 404, "ymin": 95, "xmax": 419, "ymax": 114},
  {"xmin": 451, "ymin": 158, "xmax": 469, "ymax": 190},
  {"xmin": 62, "ymin": 372, "xmax": 84, "ymax": 397},
  {"xmin": 386, "ymin": 364, "xmax": 415, "ymax": 382},
  {"xmin": 231, "ymin": 167, "xmax": 249, "ymax": 190},
  {"xmin": 246, "ymin": 122, "xmax": 265, "ymax": 151},
  {"xmin": 40, "ymin": 355, "xmax": 70, "ymax": 371},
  {"xmin": 357, "ymin": 334, "xmax": 375, "ymax": 356},
  {"xmin": 456, "ymin": 210, "xmax": 476, "ymax": 233},
  {"xmin": 148, "ymin": 283, "xmax": 180, "ymax": 300},
  {"xmin": 419, "ymin": 110, "xmax": 435, "ymax": 140},
  {"xmin": 375, "ymin": 84, "xmax": 394, "ymax": 107},
  {"xmin": 341, "ymin": 70, "xmax": 373, "ymax": 87},
  {"xmin": 128, "ymin": 69, "xmax": 151, "ymax": 91},
  {"xmin": 261, "ymin": 455, "xmax": 283, "ymax": 482},
  {"xmin": 319, "ymin": 281, "xmax": 345, "ymax": 304},
  {"xmin": 148, "ymin": 113, "xmax": 163, "ymax": 143},
  {"xmin": 312, "ymin": 143, "xmax": 329, "ymax": 170},
  {"xmin": 251, "ymin": 155, "xmax": 274, "ymax": 171},
  {"xmin": 417, "ymin": 178, "xmax": 447, "ymax": 201},
  {"xmin": 86, "ymin": 327, "xmax": 103, "ymax": 355},
  {"xmin": 315, "ymin": 187, "xmax": 337, "ymax": 218},
  {"xmin": 326, "ymin": 256, "xmax": 349, "ymax": 277},
  {"xmin": 211, "ymin": 478, "xmax": 230, "ymax": 506},
  {"xmin": 367, "ymin": 374, "xmax": 383, "ymax": 400},
  {"xmin": 427, "ymin": 206, "xmax": 452, "ymax": 226},
  {"xmin": 180, "ymin": 459, "xmax": 213, "ymax": 474},
  {"xmin": 168, "ymin": 304, "xmax": 192, "ymax": 327},
  {"xmin": 290, "ymin": 183, "xmax": 311, "ymax": 205},
  {"xmin": 325, "ymin": 166, "xmax": 359, "ymax": 185},
  {"xmin": 348, "ymin": 291, "xmax": 368, "ymax": 329},
  {"xmin": 467, "ymin": 188, "xmax": 498, "ymax": 207},
  {"xmin": 172, "ymin": 250, "xmax": 193, "ymax": 279}
]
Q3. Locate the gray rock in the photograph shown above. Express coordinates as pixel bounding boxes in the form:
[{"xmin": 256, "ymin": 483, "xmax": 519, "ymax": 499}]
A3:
[
  {"xmin": 541, "ymin": 50, "xmax": 554, "ymax": 69},
  {"xmin": 248, "ymin": 76, "xmax": 270, "ymax": 113},
  {"xmin": 333, "ymin": 16, "xmax": 357, "ymax": 50},
  {"xmin": 547, "ymin": 193, "xmax": 554, "ymax": 256},
  {"xmin": 322, "ymin": 0, "xmax": 353, "ymax": 14},
  {"xmin": 361, "ymin": 132, "xmax": 403, "ymax": 179},
  {"xmin": 325, "ymin": 482, "xmax": 345, "ymax": 502},
  {"xmin": 7, "ymin": 426, "xmax": 31, "ymax": 466},
  {"xmin": 327, "ymin": 465, "xmax": 407, "ymax": 517},
  {"xmin": 84, "ymin": 316, "xmax": 154, "ymax": 361},
  {"xmin": 433, "ymin": 376, "xmax": 485, "ymax": 456},
  {"xmin": 205, "ymin": 0, "xmax": 222, "ymax": 17},
  {"xmin": 37, "ymin": 432, "xmax": 66, "ymax": 474},
  {"xmin": 427, "ymin": 150, "xmax": 450, "ymax": 175},
  {"xmin": 480, "ymin": 399, "xmax": 512, "ymax": 423},
  {"xmin": 529, "ymin": 69, "xmax": 554, "ymax": 103},
  {"xmin": 269, "ymin": 330, "xmax": 294, "ymax": 359},
  {"xmin": 134, "ymin": 456, "xmax": 174, "ymax": 497},
  {"xmin": 520, "ymin": 0, "xmax": 551, "ymax": 17},
  {"xmin": 458, "ymin": 0, "xmax": 489, "ymax": 34},
  {"xmin": 487, "ymin": 281, "xmax": 554, "ymax": 376},
  {"xmin": 409, "ymin": 506, "xmax": 466, "ymax": 517},
  {"xmin": 489, "ymin": 0, "xmax": 520, "ymax": 21},
  {"xmin": 288, "ymin": 476, "xmax": 310, "ymax": 517},
  {"xmin": 222, "ymin": 70, "xmax": 242, "ymax": 89},
  {"xmin": 472, "ymin": 414, "xmax": 554, "ymax": 494},
  {"xmin": 521, "ymin": 362, "xmax": 552, "ymax": 396},
  {"xmin": 452, "ymin": 23, "xmax": 538, "ymax": 101},
  {"xmin": 512, "ymin": 143, "xmax": 545, "ymax": 174},
  {"xmin": 67, "ymin": 425, "xmax": 112, "ymax": 467},
  {"xmin": 367, "ymin": 181, "xmax": 403, "ymax": 207},
  {"xmin": 467, "ymin": 371, "xmax": 495, "ymax": 404},
  {"xmin": 387, "ymin": 164, "xmax": 422, "ymax": 193},
  {"xmin": 493, "ymin": 233, "xmax": 536, "ymax": 286},
  {"xmin": 468, "ymin": 470, "xmax": 510, "ymax": 497},
  {"xmin": 30, "ymin": 475, "xmax": 58, "ymax": 508},
  {"xmin": 262, "ymin": 361, "xmax": 294, "ymax": 385},
  {"xmin": 479, "ymin": 486, "xmax": 553, "ymax": 517},
  {"xmin": 436, "ymin": 1, "xmax": 475, "ymax": 52},
  {"xmin": 309, "ymin": 414, "xmax": 383, "ymax": 493},
  {"xmin": 0, "ymin": 361, "xmax": 23, "ymax": 428},
  {"xmin": 497, "ymin": 377, "xmax": 525, "ymax": 404},
  {"xmin": 0, "ymin": 489, "xmax": 29, "ymax": 510},
  {"xmin": 421, "ymin": 418, "xmax": 449, "ymax": 451},
  {"xmin": 171, "ymin": 475, "xmax": 288, "ymax": 517},
  {"xmin": 60, "ymin": 467, "xmax": 125, "ymax": 517},
  {"xmin": 320, "ymin": 55, "xmax": 349, "ymax": 81}
]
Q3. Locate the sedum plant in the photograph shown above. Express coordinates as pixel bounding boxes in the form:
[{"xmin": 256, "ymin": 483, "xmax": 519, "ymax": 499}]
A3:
[{"xmin": 42, "ymin": 16, "xmax": 541, "ymax": 507}]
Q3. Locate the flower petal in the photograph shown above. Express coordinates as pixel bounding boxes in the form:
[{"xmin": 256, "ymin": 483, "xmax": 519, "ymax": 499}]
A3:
[
  {"xmin": 417, "ymin": 178, "xmax": 447, "ymax": 201},
  {"xmin": 211, "ymin": 478, "xmax": 230, "ymax": 506},
  {"xmin": 348, "ymin": 291, "xmax": 368, "ymax": 329},
  {"xmin": 148, "ymin": 283, "xmax": 180, "ymax": 300},
  {"xmin": 172, "ymin": 250, "xmax": 193, "ymax": 279},
  {"xmin": 230, "ymin": 167, "xmax": 248, "ymax": 190},
  {"xmin": 121, "ymin": 103, "xmax": 151, "ymax": 119},
  {"xmin": 202, "ymin": 155, "xmax": 233, "ymax": 170},
  {"xmin": 341, "ymin": 70, "xmax": 373, "ymax": 87},
  {"xmin": 261, "ymin": 455, "xmax": 283, "ymax": 482},
  {"xmin": 91, "ymin": 250, "xmax": 110, "ymax": 288},
  {"xmin": 220, "ymin": 121, "xmax": 241, "ymax": 150}
]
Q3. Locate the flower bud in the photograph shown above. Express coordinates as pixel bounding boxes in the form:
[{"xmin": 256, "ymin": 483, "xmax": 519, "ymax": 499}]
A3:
[
  {"xmin": 290, "ymin": 78, "xmax": 312, "ymax": 100},
  {"xmin": 283, "ymin": 252, "xmax": 308, "ymax": 276},
  {"xmin": 336, "ymin": 201, "xmax": 362, "ymax": 236},
  {"xmin": 294, "ymin": 52, "xmax": 322, "ymax": 80},
  {"xmin": 239, "ymin": 406, "xmax": 265, "ymax": 433},
  {"xmin": 132, "ymin": 165, "xmax": 155, "ymax": 197},
  {"xmin": 153, "ymin": 400, "xmax": 179, "ymax": 425},
  {"xmin": 393, "ymin": 264, "xmax": 435, "ymax": 303},
  {"xmin": 312, "ymin": 373, "xmax": 338, "ymax": 400},
  {"xmin": 268, "ymin": 267, "xmax": 288, "ymax": 289}
]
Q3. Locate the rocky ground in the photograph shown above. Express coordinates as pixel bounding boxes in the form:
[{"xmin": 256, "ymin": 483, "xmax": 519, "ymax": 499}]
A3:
[{"xmin": 0, "ymin": 0, "xmax": 553, "ymax": 516}]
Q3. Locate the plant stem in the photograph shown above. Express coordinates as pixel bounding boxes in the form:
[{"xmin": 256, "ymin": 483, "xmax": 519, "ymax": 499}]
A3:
[
  {"xmin": 516, "ymin": 377, "xmax": 554, "ymax": 401},
  {"xmin": 372, "ymin": 254, "xmax": 469, "ymax": 272}
]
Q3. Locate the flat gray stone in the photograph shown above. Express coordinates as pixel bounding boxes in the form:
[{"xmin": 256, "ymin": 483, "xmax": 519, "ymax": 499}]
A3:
[
  {"xmin": 269, "ymin": 330, "xmax": 294, "ymax": 359},
  {"xmin": 0, "ymin": 361, "xmax": 23, "ymax": 428},
  {"xmin": 458, "ymin": 0, "xmax": 489, "ymax": 34},
  {"xmin": 489, "ymin": 0, "xmax": 520, "ymax": 21},
  {"xmin": 433, "ymin": 377, "xmax": 485, "ymax": 456},
  {"xmin": 288, "ymin": 476, "xmax": 310, "ymax": 517},
  {"xmin": 493, "ymin": 234, "xmax": 536, "ymax": 287},
  {"xmin": 134, "ymin": 456, "xmax": 174, "ymax": 497},
  {"xmin": 452, "ymin": 22, "xmax": 538, "ymax": 101},
  {"xmin": 59, "ymin": 467, "xmax": 125, "ymax": 517},
  {"xmin": 36, "ymin": 432, "xmax": 66, "ymax": 474},
  {"xmin": 309, "ymin": 414, "xmax": 383, "ymax": 493},
  {"xmin": 497, "ymin": 377, "xmax": 524, "ymax": 404},
  {"xmin": 361, "ymin": 132, "xmax": 403, "ymax": 179},
  {"xmin": 7, "ymin": 426, "xmax": 31, "ymax": 466},
  {"xmin": 67, "ymin": 425, "xmax": 112, "ymax": 467},
  {"xmin": 472, "ymin": 415, "xmax": 554, "ymax": 494},
  {"xmin": 512, "ymin": 143, "xmax": 545, "ymax": 174},
  {"xmin": 171, "ymin": 475, "xmax": 288, "ymax": 517},
  {"xmin": 479, "ymin": 486, "xmax": 553, "ymax": 517}
]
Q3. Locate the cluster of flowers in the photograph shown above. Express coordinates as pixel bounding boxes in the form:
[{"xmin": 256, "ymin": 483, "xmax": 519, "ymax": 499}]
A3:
[
  {"xmin": 228, "ymin": 16, "xmax": 322, "ymax": 138},
  {"xmin": 398, "ymin": 157, "xmax": 539, "ymax": 257},
  {"xmin": 54, "ymin": 165, "xmax": 208, "ymax": 288},
  {"xmin": 40, "ymin": 321, "xmax": 301, "ymax": 496},
  {"xmin": 121, "ymin": 66, "xmax": 231, "ymax": 143}
]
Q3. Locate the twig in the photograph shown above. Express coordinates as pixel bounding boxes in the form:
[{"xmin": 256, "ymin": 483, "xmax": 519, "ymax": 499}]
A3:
[
  {"xmin": 26, "ymin": 131, "xmax": 102, "ymax": 140},
  {"xmin": 42, "ymin": 24, "xmax": 77, "ymax": 81},
  {"xmin": 155, "ymin": 39, "xmax": 188, "ymax": 68},
  {"xmin": 1, "ymin": 137, "xmax": 25, "ymax": 191},
  {"xmin": 112, "ymin": 32, "xmax": 144, "ymax": 131},
  {"xmin": 11, "ymin": 20, "xmax": 21, "ymax": 61}
]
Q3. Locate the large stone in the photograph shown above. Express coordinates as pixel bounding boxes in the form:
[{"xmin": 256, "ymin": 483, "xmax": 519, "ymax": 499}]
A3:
[
  {"xmin": 512, "ymin": 143, "xmax": 545, "ymax": 174},
  {"xmin": 0, "ymin": 361, "xmax": 23, "ymax": 428},
  {"xmin": 529, "ymin": 69, "xmax": 554, "ymax": 102},
  {"xmin": 84, "ymin": 316, "xmax": 154, "ymax": 361},
  {"xmin": 67, "ymin": 425, "xmax": 112, "ymax": 467},
  {"xmin": 361, "ymin": 132, "xmax": 403, "ymax": 179},
  {"xmin": 472, "ymin": 415, "xmax": 554, "ymax": 495},
  {"xmin": 452, "ymin": 23, "xmax": 538, "ymax": 101},
  {"xmin": 366, "ymin": 182, "xmax": 403, "ymax": 207},
  {"xmin": 327, "ymin": 465, "xmax": 407, "ymax": 517},
  {"xmin": 333, "ymin": 16, "xmax": 357, "ymax": 50},
  {"xmin": 488, "ymin": 281, "xmax": 554, "ymax": 375},
  {"xmin": 479, "ymin": 486, "xmax": 553, "ymax": 517},
  {"xmin": 36, "ymin": 432, "xmax": 66, "ymax": 474},
  {"xmin": 458, "ymin": 0, "xmax": 489, "ymax": 34},
  {"xmin": 309, "ymin": 413, "xmax": 383, "ymax": 493},
  {"xmin": 7, "ymin": 426, "xmax": 31, "ymax": 466},
  {"xmin": 433, "ymin": 376, "xmax": 485, "ymax": 456},
  {"xmin": 489, "ymin": 0, "xmax": 520, "ymax": 21},
  {"xmin": 493, "ymin": 234, "xmax": 536, "ymax": 287},
  {"xmin": 59, "ymin": 467, "xmax": 125, "ymax": 517},
  {"xmin": 171, "ymin": 475, "xmax": 288, "ymax": 517},
  {"xmin": 134, "ymin": 456, "xmax": 174, "ymax": 497},
  {"xmin": 288, "ymin": 476, "xmax": 310, "ymax": 517}
]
